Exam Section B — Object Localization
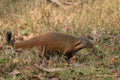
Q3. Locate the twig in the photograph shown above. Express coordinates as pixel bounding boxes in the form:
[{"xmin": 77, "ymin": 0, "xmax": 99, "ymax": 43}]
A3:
[
  {"xmin": 63, "ymin": 1, "xmax": 82, "ymax": 6},
  {"xmin": 35, "ymin": 64, "xmax": 69, "ymax": 72},
  {"xmin": 47, "ymin": 0, "xmax": 83, "ymax": 7},
  {"xmin": 47, "ymin": 0, "xmax": 61, "ymax": 6},
  {"xmin": 96, "ymin": 74, "xmax": 119, "ymax": 77},
  {"xmin": 42, "ymin": 45, "xmax": 46, "ymax": 57}
]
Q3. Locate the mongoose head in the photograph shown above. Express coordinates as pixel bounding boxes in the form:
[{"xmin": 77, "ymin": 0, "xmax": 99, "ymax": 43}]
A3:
[
  {"xmin": 74, "ymin": 36, "xmax": 93, "ymax": 50},
  {"xmin": 80, "ymin": 36, "xmax": 93, "ymax": 48}
]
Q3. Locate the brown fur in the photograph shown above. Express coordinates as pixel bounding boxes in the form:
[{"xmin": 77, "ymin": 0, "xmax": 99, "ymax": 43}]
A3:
[{"xmin": 11, "ymin": 32, "xmax": 93, "ymax": 59}]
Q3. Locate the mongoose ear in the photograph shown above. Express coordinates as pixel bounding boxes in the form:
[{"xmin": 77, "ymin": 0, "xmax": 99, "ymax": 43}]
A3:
[{"xmin": 6, "ymin": 31, "xmax": 13, "ymax": 46}]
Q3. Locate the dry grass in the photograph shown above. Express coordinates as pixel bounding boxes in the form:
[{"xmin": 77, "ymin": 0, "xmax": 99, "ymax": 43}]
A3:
[{"xmin": 0, "ymin": 0, "xmax": 120, "ymax": 80}]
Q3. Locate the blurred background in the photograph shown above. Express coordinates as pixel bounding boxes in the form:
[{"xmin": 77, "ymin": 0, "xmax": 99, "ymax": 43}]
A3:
[{"xmin": 0, "ymin": 0, "xmax": 120, "ymax": 80}]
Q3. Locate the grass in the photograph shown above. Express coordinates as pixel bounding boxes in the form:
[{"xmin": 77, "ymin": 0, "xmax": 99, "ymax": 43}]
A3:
[{"xmin": 0, "ymin": 0, "xmax": 120, "ymax": 80}]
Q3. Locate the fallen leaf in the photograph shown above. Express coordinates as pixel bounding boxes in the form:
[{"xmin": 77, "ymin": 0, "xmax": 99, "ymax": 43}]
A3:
[
  {"xmin": 9, "ymin": 69, "xmax": 21, "ymax": 75},
  {"xmin": 23, "ymin": 34, "xmax": 34, "ymax": 40},
  {"xmin": 0, "ymin": 77, "xmax": 5, "ymax": 80},
  {"xmin": 110, "ymin": 56, "xmax": 119, "ymax": 64},
  {"xmin": 70, "ymin": 55, "xmax": 77, "ymax": 63},
  {"xmin": 13, "ymin": 58, "xmax": 19, "ymax": 63}
]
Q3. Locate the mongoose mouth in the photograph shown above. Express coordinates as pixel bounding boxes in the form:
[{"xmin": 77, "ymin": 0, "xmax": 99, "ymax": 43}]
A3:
[{"xmin": 87, "ymin": 42, "xmax": 93, "ymax": 48}]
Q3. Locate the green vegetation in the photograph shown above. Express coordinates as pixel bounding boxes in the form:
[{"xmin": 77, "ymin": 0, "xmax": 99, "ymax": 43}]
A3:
[{"xmin": 0, "ymin": 0, "xmax": 120, "ymax": 80}]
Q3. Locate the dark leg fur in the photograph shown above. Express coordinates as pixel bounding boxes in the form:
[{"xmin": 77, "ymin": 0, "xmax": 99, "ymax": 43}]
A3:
[
  {"xmin": 65, "ymin": 52, "xmax": 74, "ymax": 60},
  {"xmin": 44, "ymin": 51, "xmax": 60, "ymax": 59}
]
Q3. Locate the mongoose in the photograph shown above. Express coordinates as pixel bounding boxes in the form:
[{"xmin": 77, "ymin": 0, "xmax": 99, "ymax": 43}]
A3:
[{"xmin": 6, "ymin": 31, "xmax": 93, "ymax": 59}]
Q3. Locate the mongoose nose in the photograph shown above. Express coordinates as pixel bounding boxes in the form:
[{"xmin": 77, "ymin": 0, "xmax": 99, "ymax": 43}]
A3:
[{"xmin": 87, "ymin": 41, "xmax": 93, "ymax": 48}]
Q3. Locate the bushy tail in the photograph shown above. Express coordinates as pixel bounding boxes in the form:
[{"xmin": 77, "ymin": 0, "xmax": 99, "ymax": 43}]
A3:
[{"xmin": 6, "ymin": 31, "xmax": 14, "ymax": 46}]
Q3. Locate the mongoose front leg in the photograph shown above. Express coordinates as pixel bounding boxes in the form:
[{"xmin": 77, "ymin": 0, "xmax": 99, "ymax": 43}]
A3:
[{"xmin": 65, "ymin": 52, "xmax": 74, "ymax": 60}]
